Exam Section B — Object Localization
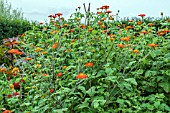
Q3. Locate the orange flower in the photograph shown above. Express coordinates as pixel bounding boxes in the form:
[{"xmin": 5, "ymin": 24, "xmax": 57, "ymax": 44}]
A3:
[
  {"xmin": 70, "ymin": 29, "xmax": 74, "ymax": 33},
  {"xmin": 52, "ymin": 42, "xmax": 58, "ymax": 49},
  {"xmin": 148, "ymin": 23, "xmax": 155, "ymax": 27},
  {"xmin": 105, "ymin": 10, "xmax": 112, "ymax": 14},
  {"xmin": 117, "ymin": 44, "xmax": 125, "ymax": 48},
  {"xmin": 97, "ymin": 12, "xmax": 101, "ymax": 14},
  {"xmin": 25, "ymin": 58, "xmax": 32, "ymax": 61},
  {"xmin": 11, "ymin": 67, "xmax": 19, "ymax": 73},
  {"xmin": 8, "ymin": 49, "xmax": 19, "ymax": 54},
  {"xmin": 85, "ymin": 62, "xmax": 94, "ymax": 67},
  {"xmin": 120, "ymin": 36, "xmax": 130, "ymax": 42},
  {"xmin": 140, "ymin": 30, "xmax": 148, "ymax": 35},
  {"xmin": 62, "ymin": 66, "xmax": 67, "ymax": 69},
  {"xmin": 125, "ymin": 26, "xmax": 133, "ymax": 29},
  {"xmin": 9, "ymin": 84, "xmax": 14, "ymax": 89},
  {"xmin": 39, "ymin": 22, "xmax": 43, "ymax": 24},
  {"xmin": 148, "ymin": 43, "xmax": 158, "ymax": 47},
  {"xmin": 133, "ymin": 50, "xmax": 140, "ymax": 54},
  {"xmin": 109, "ymin": 16, "xmax": 113, "ymax": 20},
  {"xmin": 0, "ymin": 68, "xmax": 6, "ymax": 72},
  {"xmin": 50, "ymin": 88, "xmax": 54, "ymax": 93},
  {"xmin": 63, "ymin": 24, "xmax": 68, "ymax": 27},
  {"xmin": 55, "ymin": 13, "xmax": 62, "ymax": 17},
  {"xmin": 100, "ymin": 25, "xmax": 106, "ymax": 28},
  {"xmin": 101, "ymin": 18, "xmax": 106, "ymax": 21},
  {"xmin": 56, "ymin": 72, "xmax": 63, "ymax": 77},
  {"xmin": 138, "ymin": 14, "xmax": 146, "ymax": 17},
  {"xmin": 76, "ymin": 73, "xmax": 87, "ymax": 79},
  {"xmin": 137, "ymin": 21, "xmax": 142, "ymax": 25},
  {"xmin": 2, "ymin": 110, "xmax": 12, "ymax": 113},
  {"xmin": 35, "ymin": 47, "xmax": 43, "ymax": 52},
  {"xmin": 15, "ymin": 51, "xmax": 23, "ymax": 55},
  {"xmin": 43, "ymin": 74, "xmax": 48, "ymax": 77},
  {"xmin": 102, "ymin": 5, "xmax": 109, "ymax": 9},
  {"xmin": 108, "ymin": 34, "xmax": 115, "ymax": 38},
  {"xmin": 97, "ymin": 21, "xmax": 102, "ymax": 25},
  {"xmin": 76, "ymin": 18, "xmax": 81, "ymax": 21},
  {"xmin": 41, "ymin": 51, "xmax": 48, "ymax": 55}
]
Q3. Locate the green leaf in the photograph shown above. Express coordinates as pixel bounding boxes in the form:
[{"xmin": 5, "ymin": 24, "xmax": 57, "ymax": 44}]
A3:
[
  {"xmin": 159, "ymin": 82, "xmax": 170, "ymax": 93},
  {"xmin": 136, "ymin": 69, "xmax": 143, "ymax": 74},
  {"xmin": 105, "ymin": 68, "xmax": 115, "ymax": 75},
  {"xmin": 93, "ymin": 101, "xmax": 99, "ymax": 108},
  {"xmin": 124, "ymin": 78, "xmax": 137, "ymax": 85},
  {"xmin": 53, "ymin": 108, "xmax": 68, "ymax": 113},
  {"xmin": 116, "ymin": 98, "xmax": 124, "ymax": 104},
  {"xmin": 78, "ymin": 86, "xmax": 86, "ymax": 95},
  {"xmin": 154, "ymin": 101, "xmax": 160, "ymax": 108},
  {"xmin": 86, "ymin": 86, "xmax": 96, "ymax": 97}
]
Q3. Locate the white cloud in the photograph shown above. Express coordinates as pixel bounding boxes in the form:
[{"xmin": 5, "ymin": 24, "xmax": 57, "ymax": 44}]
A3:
[{"xmin": 8, "ymin": 0, "xmax": 170, "ymax": 22}]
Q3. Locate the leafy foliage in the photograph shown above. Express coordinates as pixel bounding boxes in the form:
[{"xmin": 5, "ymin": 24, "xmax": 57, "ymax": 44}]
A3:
[{"xmin": 0, "ymin": 5, "xmax": 170, "ymax": 113}]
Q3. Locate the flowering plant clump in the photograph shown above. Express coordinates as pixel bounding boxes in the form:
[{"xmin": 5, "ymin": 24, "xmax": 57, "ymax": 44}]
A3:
[{"xmin": 0, "ymin": 4, "xmax": 170, "ymax": 113}]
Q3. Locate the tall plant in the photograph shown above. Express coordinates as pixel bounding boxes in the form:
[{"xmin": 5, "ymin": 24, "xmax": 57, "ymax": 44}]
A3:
[{"xmin": 0, "ymin": 0, "xmax": 23, "ymax": 19}]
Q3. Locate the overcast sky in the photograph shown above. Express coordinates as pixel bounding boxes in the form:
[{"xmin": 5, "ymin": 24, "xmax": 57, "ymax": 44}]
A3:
[{"xmin": 8, "ymin": 0, "xmax": 170, "ymax": 22}]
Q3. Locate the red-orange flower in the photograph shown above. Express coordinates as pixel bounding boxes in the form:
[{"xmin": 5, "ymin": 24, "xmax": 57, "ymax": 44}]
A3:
[
  {"xmin": 137, "ymin": 21, "xmax": 142, "ymax": 25},
  {"xmin": 138, "ymin": 14, "xmax": 146, "ymax": 17},
  {"xmin": 117, "ymin": 44, "xmax": 125, "ymax": 48},
  {"xmin": 105, "ymin": 10, "xmax": 112, "ymax": 14},
  {"xmin": 148, "ymin": 43, "xmax": 158, "ymax": 47},
  {"xmin": 102, "ymin": 5, "xmax": 109, "ymax": 9},
  {"xmin": 50, "ymin": 88, "xmax": 54, "ymax": 93},
  {"xmin": 13, "ymin": 82, "xmax": 20, "ymax": 89},
  {"xmin": 39, "ymin": 22, "xmax": 43, "ymax": 24},
  {"xmin": 97, "ymin": 12, "xmax": 101, "ymax": 14},
  {"xmin": 70, "ymin": 29, "xmax": 74, "ymax": 33},
  {"xmin": 48, "ymin": 14, "xmax": 53, "ymax": 18},
  {"xmin": 56, "ymin": 72, "xmax": 63, "ymax": 77},
  {"xmin": 7, "ymin": 49, "xmax": 23, "ymax": 55},
  {"xmin": 2, "ymin": 110, "xmax": 12, "ymax": 113},
  {"xmin": 55, "ymin": 13, "xmax": 62, "ymax": 17},
  {"xmin": 76, "ymin": 73, "xmax": 87, "ymax": 79},
  {"xmin": 52, "ymin": 42, "xmax": 58, "ymax": 49},
  {"xmin": 13, "ymin": 92, "xmax": 20, "ymax": 97},
  {"xmin": 85, "ymin": 62, "xmax": 94, "ymax": 67},
  {"xmin": 43, "ymin": 74, "xmax": 48, "ymax": 77},
  {"xmin": 97, "ymin": 21, "xmax": 102, "ymax": 25},
  {"xmin": 25, "ymin": 58, "xmax": 32, "ymax": 61}
]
